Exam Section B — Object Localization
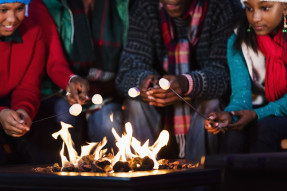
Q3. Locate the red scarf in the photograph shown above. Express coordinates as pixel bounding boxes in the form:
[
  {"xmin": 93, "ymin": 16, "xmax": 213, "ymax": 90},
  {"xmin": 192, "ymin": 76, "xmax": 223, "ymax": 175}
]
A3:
[
  {"xmin": 160, "ymin": 0, "xmax": 208, "ymax": 158},
  {"xmin": 256, "ymin": 30, "xmax": 287, "ymax": 102}
]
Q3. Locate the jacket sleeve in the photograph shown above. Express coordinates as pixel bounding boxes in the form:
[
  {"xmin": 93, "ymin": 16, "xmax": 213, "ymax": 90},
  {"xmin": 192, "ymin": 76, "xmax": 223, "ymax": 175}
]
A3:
[
  {"xmin": 185, "ymin": 0, "xmax": 242, "ymax": 99},
  {"xmin": 254, "ymin": 94, "xmax": 287, "ymax": 120},
  {"xmin": 224, "ymin": 34, "xmax": 253, "ymax": 113},
  {"xmin": 115, "ymin": 0, "xmax": 161, "ymax": 97},
  {"xmin": 11, "ymin": 29, "xmax": 46, "ymax": 119},
  {"xmin": 30, "ymin": 0, "xmax": 74, "ymax": 90}
]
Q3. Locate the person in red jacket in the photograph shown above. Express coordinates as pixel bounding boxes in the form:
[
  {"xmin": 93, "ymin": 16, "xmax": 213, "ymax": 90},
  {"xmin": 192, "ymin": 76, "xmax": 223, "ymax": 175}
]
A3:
[
  {"xmin": 0, "ymin": 0, "xmax": 45, "ymax": 137},
  {"xmin": 0, "ymin": 0, "xmax": 46, "ymax": 164},
  {"xmin": 19, "ymin": 0, "xmax": 90, "ymax": 164}
]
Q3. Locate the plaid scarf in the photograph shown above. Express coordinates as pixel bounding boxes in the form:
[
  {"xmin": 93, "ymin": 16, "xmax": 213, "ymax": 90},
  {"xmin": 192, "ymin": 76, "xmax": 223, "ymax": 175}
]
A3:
[
  {"xmin": 160, "ymin": 0, "xmax": 208, "ymax": 158},
  {"xmin": 69, "ymin": 0, "xmax": 123, "ymax": 81},
  {"xmin": 256, "ymin": 29, "xmax": 287, "ymax": 102}
]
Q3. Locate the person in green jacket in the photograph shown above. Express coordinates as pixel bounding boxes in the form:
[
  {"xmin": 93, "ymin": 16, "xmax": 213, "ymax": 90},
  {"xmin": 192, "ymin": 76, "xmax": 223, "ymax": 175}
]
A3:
[
  {"xmin": 42, "ymin": 0, "xmax": 131, "ymax": 153},
  {"xmin": 205, "ymin": 0, "xmax": 287, "ymax": 153}
]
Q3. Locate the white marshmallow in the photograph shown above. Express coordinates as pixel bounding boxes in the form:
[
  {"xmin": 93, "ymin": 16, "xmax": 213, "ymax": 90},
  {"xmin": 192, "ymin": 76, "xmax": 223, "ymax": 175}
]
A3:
[
  {"xmin": 92, "ymin": 94, "xmax": 103, "ymax": 105},
  {"xmin": 159, "ymin": 78, "xmax": 170, "ymax": 90},
  {"xmin": 69, "ymin": 104, "xmax": 82, "ymax": 116},
  {"xmin": 128, "ymin": 87, "xmax": 140, "ymax": 98}
]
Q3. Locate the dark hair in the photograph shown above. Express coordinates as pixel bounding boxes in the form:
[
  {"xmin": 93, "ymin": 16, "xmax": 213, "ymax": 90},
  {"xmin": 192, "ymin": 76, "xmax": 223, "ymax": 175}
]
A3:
[
  {"xmin": 234, "ymin": 9, "xmax": 287, "ymax": 53},
  {"xmin": 234, "ymin": 9, "xmax": 259, "ymax": 53}
]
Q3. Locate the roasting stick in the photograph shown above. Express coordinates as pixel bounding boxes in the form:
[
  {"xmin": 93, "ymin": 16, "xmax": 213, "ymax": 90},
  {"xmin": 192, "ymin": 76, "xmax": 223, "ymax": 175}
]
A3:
[
  {"xmin": 158, "ymin": 78, "xmax": 225, "ymax": 133},
  {"xmin": 128, "ymin": 78, "xmax": 225, "ymax": 133},
  {"xmin": 158, "ymin": 78, "xmax": 209, "ymax": 120},
  {"xmin": 32, "ymin": 94, "xmax": 104, "ymax": 124}
]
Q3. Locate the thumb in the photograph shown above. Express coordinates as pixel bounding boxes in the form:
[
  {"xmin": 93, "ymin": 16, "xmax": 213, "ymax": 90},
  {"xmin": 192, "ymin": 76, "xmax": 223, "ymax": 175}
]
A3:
[{"xmin": 230, "ymin": 111, "xmax": 240, "ymax": 117}]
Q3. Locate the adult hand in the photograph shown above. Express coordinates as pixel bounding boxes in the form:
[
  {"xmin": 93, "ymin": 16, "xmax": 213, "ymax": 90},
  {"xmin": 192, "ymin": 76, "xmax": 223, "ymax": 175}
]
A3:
[
  {"xmin": 0, "ymin": 108, "xmax": 31, "ymax": 137},
  {"xmin": 204, "ymin": 112, "xmax": 232, "ymax": 134},
  {"xmin": 228, "ymin": 110, "xmax": 257, "ymax": 131},
  {"xmin": 144, "ymin": 75, "xmax": 182, "ymax": 107},
  {"xmin": 139, "ymin": 74, "xmax": 160, "ymax": 103},
  {"xmin": 66, "ymin": 76, "xmax": 90, "ymax": 105}
]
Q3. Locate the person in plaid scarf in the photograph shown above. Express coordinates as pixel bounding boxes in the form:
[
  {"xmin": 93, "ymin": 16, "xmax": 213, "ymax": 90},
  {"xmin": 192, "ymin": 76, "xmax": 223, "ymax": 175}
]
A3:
[{"xmin": 116, "ymin": 0, "xmax": 242, "ymax": 162}]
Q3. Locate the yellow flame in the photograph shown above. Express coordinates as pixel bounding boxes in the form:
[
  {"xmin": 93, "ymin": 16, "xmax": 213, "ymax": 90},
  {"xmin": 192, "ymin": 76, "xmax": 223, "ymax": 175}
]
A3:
[
  {"xmin": 60, "ymin": 142, "xmax": 69, "ymax": 168},
  {"xmin": 131, "ymin": 138, "xmax": 150, "ymax": 158},
  {"xmin": 111, "ymin": 122, "xmax": 137, "ymax": 165},
  {"xmin": 149, "ymin": 130, "xmax": 169, "ymax": 169},
  {"xmin": 80, "ymin": 142, "xmax": 98, "ymax": 158},
  {"xmin": 93, "ymin": 137, "xmax": 107, "ymax": 160},
  {"xmin": 54, "ymin": 121, "xmax": 170, "ymax": 171},
  {"xmin": 130, "ymin": 130, "xmax": 169, "ymax": 169},
  {"xmin": 52, "ymin": 122, "xmax": 79, "ymax": 164}
]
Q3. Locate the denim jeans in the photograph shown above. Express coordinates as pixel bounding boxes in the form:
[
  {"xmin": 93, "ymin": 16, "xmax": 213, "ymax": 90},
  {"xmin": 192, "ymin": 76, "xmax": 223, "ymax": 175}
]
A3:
[{"xmin": 218, "ymin": 116, "xmax": 287, "ymax": 154}]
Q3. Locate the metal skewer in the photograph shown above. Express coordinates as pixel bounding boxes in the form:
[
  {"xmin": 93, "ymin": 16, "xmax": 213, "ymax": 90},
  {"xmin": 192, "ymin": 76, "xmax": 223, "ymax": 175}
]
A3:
[
  {"xmin": 32, "ymin": 112, "xmax": 69, "ymax": 124},
  {"xmin": 168, "ymin": 87, "xmax": 209, "ymax": 120},
  {"xmin": 32, "ymin": 97, "xmax": 111, "ymax": 124},
  {"xmin": 158, "ymin": 78, "xmax": 225, "ymax": 133}
]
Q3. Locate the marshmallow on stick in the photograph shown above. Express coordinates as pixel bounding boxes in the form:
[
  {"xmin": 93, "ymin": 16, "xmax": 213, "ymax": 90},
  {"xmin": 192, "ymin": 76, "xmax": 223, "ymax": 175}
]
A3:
[
  {"xmin": 69, "ymin": 104, "xmax": 82, "ymax": 116},
  {"xmin": 159, "ymin": 78, "xmax": 171, "ymax": 90},
  {"xmin": 128, "ymin": 87, "xmax": 140, "ymax": 98},
  {"xmin": 92, "ymin": 94, "xmax": 103, "ymax": 105}
]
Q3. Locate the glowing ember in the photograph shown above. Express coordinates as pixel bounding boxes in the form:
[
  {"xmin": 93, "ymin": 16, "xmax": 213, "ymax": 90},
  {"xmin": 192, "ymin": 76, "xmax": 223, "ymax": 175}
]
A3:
[
  {"xmin": 159, "ymin": 78, "xmax": 170, "ymax": 90},
  {"xmin": 92, "ymin": 94, "xmax": 103, "ymax": 105},
  {"xmin": 128, "ymin": 87, "xmax": 140, "ymax": 98},
  {"xmin": 69, "ymin": 104, "xmax": 82, "ymax": 116}
]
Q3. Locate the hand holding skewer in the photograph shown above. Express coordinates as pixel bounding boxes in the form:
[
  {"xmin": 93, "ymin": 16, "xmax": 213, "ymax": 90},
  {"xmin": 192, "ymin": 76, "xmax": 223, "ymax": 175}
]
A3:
[
  {"xmin": 32, "ymin": 94, "xmax": 104, "ymax": 124},
  {"xmin": 66, "ymin": 76, "xmax": 90, "ymax": 105},
  {"xmin": 130, "ymin": 75, "xmax": 183, "ymax": 107},
  {"xmin": 159, "ymin": 78, "xmax": 226, "ymax": 134},
  {"xmin": 128, "ymin": 77, "xmax": 226, "ymax": 134}
]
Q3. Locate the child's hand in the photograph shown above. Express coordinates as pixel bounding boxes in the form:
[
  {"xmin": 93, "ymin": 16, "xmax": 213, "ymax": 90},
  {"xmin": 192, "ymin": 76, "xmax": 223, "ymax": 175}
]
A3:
[
  {"xmin": 66, "ymin": 76, "xmax": 90, "ymax": 105},
  {"xmin": 139, "ymin": 75, "xmax": 160, "ymax": 102},
  {"xmin": 228, "ymin": 110, "xmax": 257, "ymax": 131},
  {"xmin": 204, "ymin": 112, "xmax": 232, "ymax": 134},
  {"xmin": 0, "ymin": 109, "xmax": 31, "ymax": 137},
  {"xmin": 144, "ymin": 75, "xmax": 182, "ymax": 107}
]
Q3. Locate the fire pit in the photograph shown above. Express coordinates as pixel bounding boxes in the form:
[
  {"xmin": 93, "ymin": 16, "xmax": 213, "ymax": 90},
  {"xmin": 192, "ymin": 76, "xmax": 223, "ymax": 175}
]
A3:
[
  {"xmin": 0, "ymin": 164, "xmax": 221, "ymax": 191},
  {"xmin": 0, "ymin": 121, "xmax": 222, "ymax": 190}
]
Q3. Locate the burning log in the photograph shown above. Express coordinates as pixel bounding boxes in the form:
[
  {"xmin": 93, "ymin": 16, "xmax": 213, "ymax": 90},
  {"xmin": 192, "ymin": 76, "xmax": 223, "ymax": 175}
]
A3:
[
  {"xmin": 158, "ymin": 159, "xmax": 199, "ymax": 170},
  {"xmin": 140, "ymin": 156, "xmax": 154, "ymax": 170},
  {"xmin": 32, "ymin": 163, "xmax": 61, "ymax": 173},
  {"xmin": 113, "ymin": 161, "xmax": 131, "ymax": 172},
  {"xmin": 91, "ymin": 160, "xmax": 112, "ymax": 173},
  {"xmin": 62, "ymin": 162, "xmax": 76, "ymax": 172},
  {"xmin": 130, "ymin": 156, "xmax": 154, "ymax": 171},
  {"xmin": 77, "ymin": 155, "xmax": 94, "ymax": 172}
]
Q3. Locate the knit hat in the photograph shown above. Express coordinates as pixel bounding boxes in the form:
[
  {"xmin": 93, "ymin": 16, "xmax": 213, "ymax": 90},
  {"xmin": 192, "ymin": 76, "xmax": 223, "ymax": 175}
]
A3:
[
  {"xmin": 241, "ymin": 0, "xmax": 287, "ymax": 2},
  {"xmin": 0, "ymin": 0, "xmax": 31, "ymax": 4}
]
